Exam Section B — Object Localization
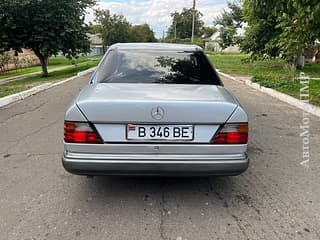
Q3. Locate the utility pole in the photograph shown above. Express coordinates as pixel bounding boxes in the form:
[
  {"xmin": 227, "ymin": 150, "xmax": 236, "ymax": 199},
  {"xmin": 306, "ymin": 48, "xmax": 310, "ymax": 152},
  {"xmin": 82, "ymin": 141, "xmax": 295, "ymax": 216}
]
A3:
[
  {"xmin": 174, "ymin": 21, "xmax": 177, "ymax": 40},
  {"xmin": 162, "ymin": 30, "xmax": 165, "ymax": 42},
  {"xmin": 191, "ymin": 0, "xmax": 196, "ymax": 43}
]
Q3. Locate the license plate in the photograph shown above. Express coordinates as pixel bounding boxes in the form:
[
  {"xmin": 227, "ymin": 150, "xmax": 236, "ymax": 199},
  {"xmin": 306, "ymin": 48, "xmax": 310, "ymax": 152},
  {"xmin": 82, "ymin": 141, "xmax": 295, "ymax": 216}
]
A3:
[{"xmin": 127, "ymin": 125, "xmax": 193, "ymax": 141}]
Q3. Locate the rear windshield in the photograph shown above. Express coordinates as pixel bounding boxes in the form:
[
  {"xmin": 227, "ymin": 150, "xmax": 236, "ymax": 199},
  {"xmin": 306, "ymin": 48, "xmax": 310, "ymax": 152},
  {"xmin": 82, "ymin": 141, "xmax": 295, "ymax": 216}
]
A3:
[{"xmin": 95, "ymin": 50, "xmax": 222, "ymax": 85}]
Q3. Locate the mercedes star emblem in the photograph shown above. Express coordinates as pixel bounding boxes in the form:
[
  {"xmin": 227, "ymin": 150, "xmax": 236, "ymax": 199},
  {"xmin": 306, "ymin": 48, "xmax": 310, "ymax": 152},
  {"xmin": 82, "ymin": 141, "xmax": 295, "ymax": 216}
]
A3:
[{"xmin": 151, "ymin": 107, "xmax": 165, "ymax": 120}]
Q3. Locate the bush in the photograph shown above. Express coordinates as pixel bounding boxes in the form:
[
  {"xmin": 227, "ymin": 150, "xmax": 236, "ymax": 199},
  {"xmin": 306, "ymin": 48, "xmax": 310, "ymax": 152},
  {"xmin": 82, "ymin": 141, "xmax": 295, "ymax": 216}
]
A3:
[
  {"xmin": 0, "ymin": 51, "xmax": 36, "ymax": 74},
  {"xmin": 164, "ymin": 38, "xmax": 205, "ymax": 48},
  {"xmin": 0, "ymin": 52, "xmax": 13, "ymax": 73},
  {"xmin": 17, "ymin": 56, "xmax": 35, "ymax": 69}
]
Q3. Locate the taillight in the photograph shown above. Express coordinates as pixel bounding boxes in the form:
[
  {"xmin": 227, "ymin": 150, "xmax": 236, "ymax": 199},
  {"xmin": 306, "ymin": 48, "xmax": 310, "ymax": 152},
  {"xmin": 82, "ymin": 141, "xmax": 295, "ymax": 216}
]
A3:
[
  {"xmin": 211, "ymin": 123, "xmax": 248, "ymax": 144},
  {"xmin": 64, "ymin": 121, "xmax": 102, "ymax": 144}
]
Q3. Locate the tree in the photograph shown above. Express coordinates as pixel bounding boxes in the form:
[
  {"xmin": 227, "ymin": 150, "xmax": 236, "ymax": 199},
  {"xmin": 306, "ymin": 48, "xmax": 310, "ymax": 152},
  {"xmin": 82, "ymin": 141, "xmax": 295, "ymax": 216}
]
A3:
[
  {"xmin": 131, "ymin": 24, "xmax": 157, "ymax": 42},
  {"xmin": 214, "ymin": 1, "xmax": 243, "ymax": 49},
  {"xmin": 240, "ymin": 0, "xmax": 283, "ymax": 59},
  {"xmin": 94, "ymin": 10, "xmax": 157, "ymax": 45},
  {"xmin": 94, "ymin": 9, "xmax": 133, "ymax": 46},
  {"xmin": 167, "ymin": 8, "xmax": 204, "ymax": 39},
  {"xmin": 276, "ymin": 0, "xmax": 320, "ymax": 64},
  {"xmin": 241, "ymin": 0, "xmax": 320, "ymax": 65},
  {"xmin": 0, "ymin": 0, "xmax": 95, "ymax": 77},
  {"xmin": 201, "ymin": 26, "xmax": 217, "ymax": 39},
  {"xmin": 87, "ymin": 23, "xmax": 103, "ymax": 34}
]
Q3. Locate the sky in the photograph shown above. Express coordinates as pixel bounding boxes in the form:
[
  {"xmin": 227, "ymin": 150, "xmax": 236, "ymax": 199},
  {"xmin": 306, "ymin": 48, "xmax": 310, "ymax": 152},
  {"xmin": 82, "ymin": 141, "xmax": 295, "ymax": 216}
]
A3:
[{"xmin": 85, "ymin": 0, "xmax": 228, "ymax": 38}]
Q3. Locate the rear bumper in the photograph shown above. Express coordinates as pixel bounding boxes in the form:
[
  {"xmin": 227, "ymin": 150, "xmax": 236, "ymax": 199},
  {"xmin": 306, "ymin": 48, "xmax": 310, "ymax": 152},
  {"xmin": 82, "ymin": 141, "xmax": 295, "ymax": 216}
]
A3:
[{"xmin": 62, "ymin": 152, "xmax": 249, "ymax": 176}]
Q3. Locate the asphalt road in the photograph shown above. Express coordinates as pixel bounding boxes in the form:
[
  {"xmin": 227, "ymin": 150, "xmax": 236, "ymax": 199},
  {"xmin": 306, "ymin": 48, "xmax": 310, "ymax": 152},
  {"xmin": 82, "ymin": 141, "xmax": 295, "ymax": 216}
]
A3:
[{"xmin": 0, "ymin": 73, "xmax": 319, "ymax": 240}]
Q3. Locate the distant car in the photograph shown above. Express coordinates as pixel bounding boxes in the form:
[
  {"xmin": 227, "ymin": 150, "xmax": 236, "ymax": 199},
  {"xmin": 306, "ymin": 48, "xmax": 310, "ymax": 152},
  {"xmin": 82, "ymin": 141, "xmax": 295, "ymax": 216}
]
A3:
[{"xmin": 62, "ymin": 43, "xmax": 249, "ymax": 176}]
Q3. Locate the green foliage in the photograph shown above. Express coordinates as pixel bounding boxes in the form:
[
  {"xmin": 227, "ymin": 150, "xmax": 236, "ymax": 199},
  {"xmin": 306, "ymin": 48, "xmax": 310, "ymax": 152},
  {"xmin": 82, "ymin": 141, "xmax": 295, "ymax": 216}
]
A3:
[
  {"xmin": 94, "ymin": 9, "xmax": 133, "ymax": 46},
  {"xmin": 276, "ymin": 0, "xmax": 320, "ymax": 62},
  {"xmin": 0, "ymin": 52, "xmax": 12, "ymax": 73},
  {"xmin": 131, "ymin": 24, "xmax": 157, "ymax": 42},
  {"xmin": 94, "ymin": 10, "xmax": 157, "ymax": 45},
  {"xmin": 164, "ymin": 38, "xmax": 205, "ymax": 48},
  {"xmin": 87, "ymin": 24, "xmax": 103, "ymax": 35},
  {"xmin": 0, "ymin": 58, "xmax": 100, "ymax": 98},
  {"xmin": 201, "ymin": 26, "xmax": 217, "ymax": 39},
  {"xmin": 217, "ymin": 27, "xmax": 237, "ymax": 49},
  {"xmin": 241, "ymin": 0, "xmax": 282, "ymax": 58},
  {"xmin": 0, "ymin": 55, "xmax": 102, "ymax": 79},
  {"xmin": 207, "ymin": 53, "xmax": 320, "ymax": 106},
  {"xmin": 167, "ymin": 8, "xmax": 204, "ymax": 39},
  {"xmin": 241, "ymin": 0, "xmax": 320, "ymax": 64},
  {"xmin": 0, "ymin": 51, "xmax": 37, "ymax": 74},
  {"xmin": 213, "ymin": 1, "xmax": 243, "ymax": 49},
  {"xmin": 0, "ymin": 0, "xmax": 95, "ymax": 77}
]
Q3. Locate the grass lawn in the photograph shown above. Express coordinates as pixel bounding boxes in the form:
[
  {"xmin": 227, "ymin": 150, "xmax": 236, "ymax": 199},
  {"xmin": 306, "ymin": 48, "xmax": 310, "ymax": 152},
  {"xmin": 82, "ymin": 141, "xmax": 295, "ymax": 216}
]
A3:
[
  {"xmin": 0, "ymin": 59, "xmax": 100, "ymax": 98},
  {"xmin": 0, "ymin": 55, "xmax": 102, "ymax": 80},
  {"xmin": 208, "ymin": 53, "xmax": 320, "ymax": 107}
]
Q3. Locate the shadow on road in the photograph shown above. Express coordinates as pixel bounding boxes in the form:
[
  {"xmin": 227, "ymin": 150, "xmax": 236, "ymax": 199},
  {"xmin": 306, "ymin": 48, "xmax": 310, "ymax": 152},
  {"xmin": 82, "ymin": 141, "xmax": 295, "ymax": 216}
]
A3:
[{"xmin": 75, "ymin": 175, "xmax": 238, "ymax": 205}]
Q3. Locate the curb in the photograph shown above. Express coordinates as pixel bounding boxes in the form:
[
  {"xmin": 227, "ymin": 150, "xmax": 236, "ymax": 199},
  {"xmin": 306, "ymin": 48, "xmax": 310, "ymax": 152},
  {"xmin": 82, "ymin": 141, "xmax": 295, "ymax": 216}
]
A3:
[
  {"xmin": 218, "ymin": 71, "xmax": 320, "ymax": 118},
  {"xmin": 0, "ymin": 67, "xmax": 96, "ymax": 108}
]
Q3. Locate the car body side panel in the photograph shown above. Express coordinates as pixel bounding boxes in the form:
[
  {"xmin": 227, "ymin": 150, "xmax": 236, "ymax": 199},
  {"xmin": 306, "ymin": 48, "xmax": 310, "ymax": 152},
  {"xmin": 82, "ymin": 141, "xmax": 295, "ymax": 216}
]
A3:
[
  {"xmin": 227, "ymin": 106, "xmax": 248, "ymax": 123},
  {"xmin": 65, "ymin": 103, "xmax": 87, "ymax": 122}
]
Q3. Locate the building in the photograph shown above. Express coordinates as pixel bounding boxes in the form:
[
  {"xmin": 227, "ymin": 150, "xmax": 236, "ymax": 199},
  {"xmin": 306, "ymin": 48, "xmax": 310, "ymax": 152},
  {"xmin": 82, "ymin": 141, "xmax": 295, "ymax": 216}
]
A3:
[
  {"xmin": 205, "ymin": 28, "xmax": 242, "ymax": 53},
  {"xmin": 87, "ymin": 33, "xmax": 105, "ymax": 56}
]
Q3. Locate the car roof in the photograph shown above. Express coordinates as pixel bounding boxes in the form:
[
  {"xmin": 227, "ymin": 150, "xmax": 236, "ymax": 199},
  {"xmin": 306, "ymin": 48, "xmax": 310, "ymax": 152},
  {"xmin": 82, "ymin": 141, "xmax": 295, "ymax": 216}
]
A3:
[{"xmin": 109, "ymin": 43, "xmax": 203, "ymax": 52}]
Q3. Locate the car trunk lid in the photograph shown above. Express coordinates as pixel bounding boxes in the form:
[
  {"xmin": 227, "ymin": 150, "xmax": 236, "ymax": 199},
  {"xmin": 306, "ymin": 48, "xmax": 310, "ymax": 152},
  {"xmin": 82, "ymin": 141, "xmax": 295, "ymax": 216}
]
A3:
[{"xmin": 76, "ymin": 83, "xmax": 238, "ymax": 124}]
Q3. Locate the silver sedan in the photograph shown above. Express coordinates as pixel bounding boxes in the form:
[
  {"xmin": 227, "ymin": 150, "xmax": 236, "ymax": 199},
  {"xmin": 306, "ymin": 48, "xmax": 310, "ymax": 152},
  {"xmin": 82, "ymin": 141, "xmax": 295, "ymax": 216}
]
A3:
[{"xmin": 63, "ymin": 43, "xmax": 249, "ymax": 176}]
